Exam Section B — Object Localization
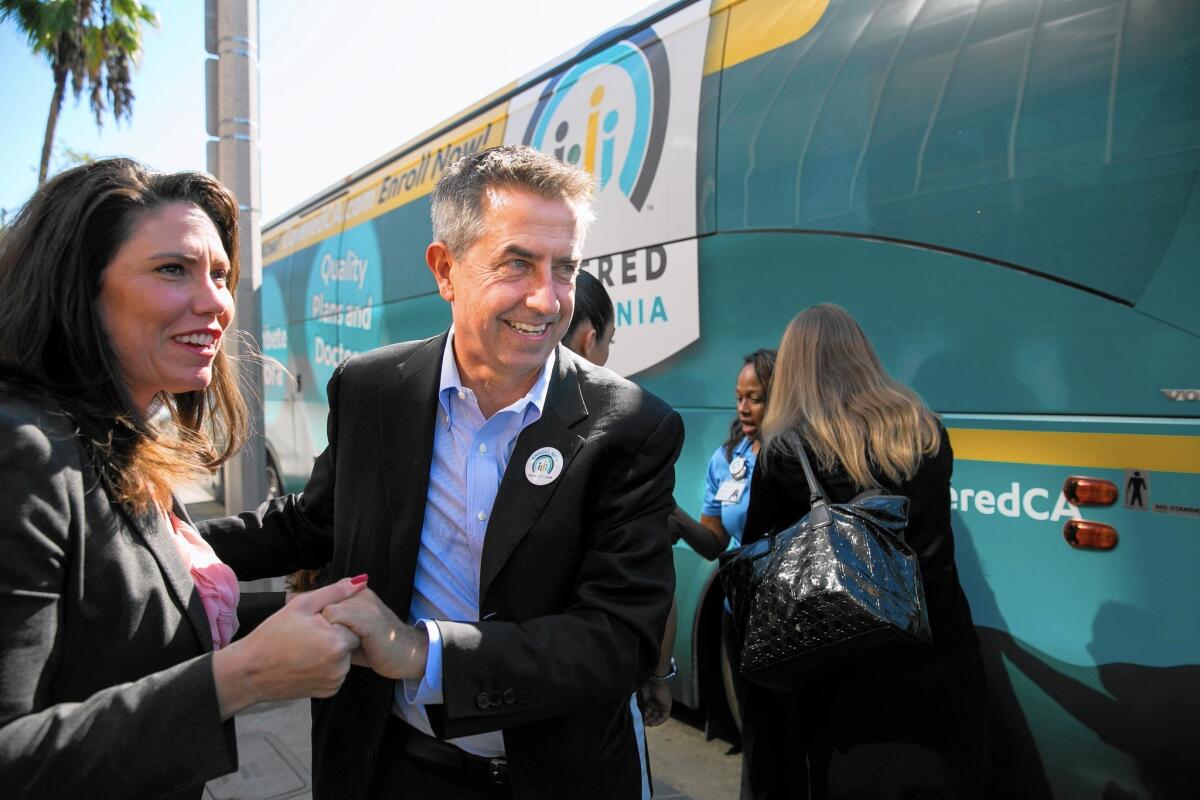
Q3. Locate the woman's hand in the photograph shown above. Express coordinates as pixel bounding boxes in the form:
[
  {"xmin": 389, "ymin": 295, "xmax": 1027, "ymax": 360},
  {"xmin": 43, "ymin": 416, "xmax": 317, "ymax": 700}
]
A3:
[
  {"xmin": 670, "ymin": 506, "xmax": 731, "ymax": 560},
  {"xmin": 212, "ymin": 575, "xmax": 366, "ymax": 719},
  {"xmin": 321, "ymin": 588, "xmax": 429, "ymax": 681}
]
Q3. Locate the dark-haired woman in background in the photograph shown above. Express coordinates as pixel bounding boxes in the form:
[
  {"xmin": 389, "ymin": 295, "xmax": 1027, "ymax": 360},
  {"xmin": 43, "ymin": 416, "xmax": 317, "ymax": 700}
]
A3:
[
  {"xmin": 667, "ymin": 348, "xmax": 776, "ymax": 748},
  {"xmin": 563, "ymin": 269, "xmax": 669, "ymax": 800},
  {"xmin": 563, "ymin": 268, "xmax": 616, "ymax": 364},
  {"xmin": 670, "ymin": 349, "xmax": 777, "ymax": 559},
  {"xmin": 0, "ymin": 159, "xmax": 366, "ymax": 799},
  {"xmin": 739, "ymin": 304, "xmax": 985, "ymax": 799}
]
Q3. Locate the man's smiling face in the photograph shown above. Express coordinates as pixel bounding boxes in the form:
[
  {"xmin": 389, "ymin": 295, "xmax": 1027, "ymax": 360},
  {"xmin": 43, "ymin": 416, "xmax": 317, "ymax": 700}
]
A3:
[{"xmin": 431, "ymin": 185, "xmax": 583, "ymax": 390}]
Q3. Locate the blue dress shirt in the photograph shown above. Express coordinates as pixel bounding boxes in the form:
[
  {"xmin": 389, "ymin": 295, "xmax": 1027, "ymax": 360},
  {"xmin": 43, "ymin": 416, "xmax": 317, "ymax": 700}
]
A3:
[{"xmin": 393, "ymin": 329, "xmax": 554, "ymax": 757}]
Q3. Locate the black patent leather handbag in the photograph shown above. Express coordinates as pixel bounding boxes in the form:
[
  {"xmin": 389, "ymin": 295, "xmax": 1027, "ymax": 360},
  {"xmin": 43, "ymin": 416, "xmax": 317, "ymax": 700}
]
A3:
[{"xmin": 719, "ymin": 446, "xmax": 932, "ymax": 691}]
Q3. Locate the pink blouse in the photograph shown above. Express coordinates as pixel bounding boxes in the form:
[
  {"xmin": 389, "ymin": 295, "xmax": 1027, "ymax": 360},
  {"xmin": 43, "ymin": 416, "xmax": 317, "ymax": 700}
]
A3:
[{"xmin": 164, "ymin": 508, "xmax": 240, "ymax": 650}]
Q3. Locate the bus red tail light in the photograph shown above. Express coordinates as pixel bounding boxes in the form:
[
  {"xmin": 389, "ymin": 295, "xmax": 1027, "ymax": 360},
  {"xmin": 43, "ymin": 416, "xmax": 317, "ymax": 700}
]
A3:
[
  {"xmin": 1064, "ymin": 520, "xmax": 1118, "ymax": 551},
  {"xmin": 1062, "ymin": 476, "xmax": 1118, "ymax": 506}
]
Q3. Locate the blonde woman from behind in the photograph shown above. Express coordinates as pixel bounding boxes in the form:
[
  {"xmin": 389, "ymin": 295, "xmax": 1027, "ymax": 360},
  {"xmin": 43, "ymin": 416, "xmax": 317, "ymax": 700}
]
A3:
[{"xmin": 739, "ymin": 303, "xmax": 986, "ymax": 800}]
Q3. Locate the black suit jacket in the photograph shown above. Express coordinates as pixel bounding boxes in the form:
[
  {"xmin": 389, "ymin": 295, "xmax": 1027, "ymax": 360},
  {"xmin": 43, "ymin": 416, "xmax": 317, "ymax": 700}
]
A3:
[
  {"xmin": 0, "ymin": 388, "xmax": 238, "ymax": 799},
  {"xmin": 204, "ymin": 334, "xmax": 684, "ymax": 799}
]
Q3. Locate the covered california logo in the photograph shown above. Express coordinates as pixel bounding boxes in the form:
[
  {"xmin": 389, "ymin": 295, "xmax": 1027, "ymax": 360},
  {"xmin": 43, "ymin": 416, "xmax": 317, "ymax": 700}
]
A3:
[
  {"xmin": 506, "ymin": 8, "xmax": 707, "ymax": 378},
  {"xmin": 522, "ymin": 26, "xmax": 670, "ymax": 213}
]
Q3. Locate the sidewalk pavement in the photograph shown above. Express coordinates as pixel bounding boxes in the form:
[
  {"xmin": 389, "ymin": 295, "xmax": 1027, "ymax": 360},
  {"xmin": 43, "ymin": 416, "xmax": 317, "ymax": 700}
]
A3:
[{"xmin": 204, "ymin": 700, "xmax": 311, "ymax": 800}]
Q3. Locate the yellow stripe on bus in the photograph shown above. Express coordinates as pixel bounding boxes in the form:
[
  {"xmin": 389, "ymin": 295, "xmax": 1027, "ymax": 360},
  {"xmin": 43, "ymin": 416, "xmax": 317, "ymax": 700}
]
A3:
[
  {"xmin": 341, "ymin": 113, "xmax": 508, "ymax": 234},
  {"xmin": 706, "ymin": 0, "xmax": 830, "ymax": 75},
  {"xmin": 947, "ymin": 428, "xmax": 1200, "ymax": 474},
  {"xmin": 263, "ymin": 197, "xmax": 348, "ymax": 267},
  {"xmin": 264, "ymin": 106, "xmax": 510, "ymax": 265}
]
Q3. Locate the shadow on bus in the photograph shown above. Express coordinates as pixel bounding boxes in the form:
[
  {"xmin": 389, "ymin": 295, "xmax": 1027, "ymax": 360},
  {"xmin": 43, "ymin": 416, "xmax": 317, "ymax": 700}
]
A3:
[
  {"xmin": 954, "ymin": 513, "xmax": 1200, "ymax": 798},
  {"xmin": 1000, "ymin": 603, "xmax": 1200, "ymax": 800},
  {"xmin": 952, "ymin": 515, "xmax": 1053, "ymax": 799}
]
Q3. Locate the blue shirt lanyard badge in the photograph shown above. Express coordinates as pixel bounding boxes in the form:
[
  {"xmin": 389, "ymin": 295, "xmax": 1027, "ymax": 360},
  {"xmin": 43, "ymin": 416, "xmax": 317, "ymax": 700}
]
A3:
[{"xmin": 714, "ymin": 438, "xmax": 754, "ymax": 505}]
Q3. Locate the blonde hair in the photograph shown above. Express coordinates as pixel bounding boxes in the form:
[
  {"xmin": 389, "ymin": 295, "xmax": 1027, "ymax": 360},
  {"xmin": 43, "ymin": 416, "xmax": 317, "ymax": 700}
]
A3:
[{"xmin": 761, "ymin": 304, "xmax": 940, "ymax": 489}]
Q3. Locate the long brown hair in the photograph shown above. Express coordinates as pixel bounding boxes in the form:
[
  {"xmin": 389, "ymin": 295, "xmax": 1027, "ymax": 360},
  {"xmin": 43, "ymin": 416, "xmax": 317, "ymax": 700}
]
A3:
[
  {"xmin": 761, "ymin": 304, "xmax": 940, "ymax": 489},
  {"xmin": 0, "ymin": 158, "xmax": 250, "ymax": 511}
]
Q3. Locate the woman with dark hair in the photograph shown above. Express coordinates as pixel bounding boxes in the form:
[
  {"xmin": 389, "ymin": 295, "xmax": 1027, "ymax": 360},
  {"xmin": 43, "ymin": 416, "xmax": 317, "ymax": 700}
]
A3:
[
  {"xmin": 562, "ymin": 271, "xmax": 669, "ymax": 799},
  {"xmin": 0, "ymin": 158, "xmax": 367, "ymax": 799},
  {"xmin": 664, "ymin": 349, "xmax": 776, "ymax": 746},
  {"xmin": 563, "ymin": 269, "xmax": 615, "ymax": 365},
  {"xmin": 670, "ymin": 348, "xmax": 777, "ymax": 558},
  {"xmin": 739, "ymin": 304, "xmax": 984, "ymax": 799}
]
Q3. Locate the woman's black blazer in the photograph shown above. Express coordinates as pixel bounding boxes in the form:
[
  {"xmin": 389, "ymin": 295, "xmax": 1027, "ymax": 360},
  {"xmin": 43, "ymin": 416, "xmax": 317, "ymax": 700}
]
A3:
[{"xmin": 0, "ymin": 388, "xmax": 238, "ymax": 799}]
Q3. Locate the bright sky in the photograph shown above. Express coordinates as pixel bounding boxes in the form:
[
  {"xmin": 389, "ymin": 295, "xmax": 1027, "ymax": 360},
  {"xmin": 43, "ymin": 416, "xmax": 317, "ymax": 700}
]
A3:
[{"xmin": 0, "ymin": 0, "xmax": 656, "ymax": 223}]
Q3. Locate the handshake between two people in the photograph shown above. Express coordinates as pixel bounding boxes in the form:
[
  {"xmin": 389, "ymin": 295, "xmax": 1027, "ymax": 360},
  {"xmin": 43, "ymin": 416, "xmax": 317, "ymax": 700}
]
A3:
[{"xmin": 211, "ymin": 575, "xmax": 428, "ymax": 720}]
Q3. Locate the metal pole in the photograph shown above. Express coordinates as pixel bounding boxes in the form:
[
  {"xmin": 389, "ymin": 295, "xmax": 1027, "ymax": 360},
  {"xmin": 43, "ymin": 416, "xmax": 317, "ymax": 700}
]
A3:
[{"xmin": 206, "ymin": 0, "xmax": 267, "ymax": 514}]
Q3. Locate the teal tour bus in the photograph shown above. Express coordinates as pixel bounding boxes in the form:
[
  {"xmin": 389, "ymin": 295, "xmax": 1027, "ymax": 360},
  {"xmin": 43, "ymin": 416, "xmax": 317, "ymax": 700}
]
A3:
[{"xmin": 258, "ymin": 0, "xmax": 1200, "ymax": 796}]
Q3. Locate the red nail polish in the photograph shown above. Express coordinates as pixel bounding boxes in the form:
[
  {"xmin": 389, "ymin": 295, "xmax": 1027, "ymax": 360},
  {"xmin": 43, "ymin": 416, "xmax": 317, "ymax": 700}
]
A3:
[{"xmin": 350, "ymin": 573, "xmax": 368, "ymax": 585}]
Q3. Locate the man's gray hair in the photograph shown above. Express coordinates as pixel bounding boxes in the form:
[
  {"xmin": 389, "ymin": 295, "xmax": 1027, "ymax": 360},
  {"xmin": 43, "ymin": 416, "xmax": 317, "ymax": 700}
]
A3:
[{"xmin": 431, "ymin": 145, "xmax": 597, "ymax": 255}]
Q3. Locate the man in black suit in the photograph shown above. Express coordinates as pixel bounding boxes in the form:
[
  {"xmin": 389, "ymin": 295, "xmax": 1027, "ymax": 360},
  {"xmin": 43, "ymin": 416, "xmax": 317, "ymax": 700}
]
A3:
[{"xmin": 205, "ymin": 146, "xmax": 682, "ymax": 799}]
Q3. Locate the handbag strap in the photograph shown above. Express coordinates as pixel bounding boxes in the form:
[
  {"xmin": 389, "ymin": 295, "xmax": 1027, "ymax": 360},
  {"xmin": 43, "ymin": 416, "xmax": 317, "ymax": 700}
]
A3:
[{"xmin": 794, "ymin": 441, "xmax": 833, "ymax": 527}]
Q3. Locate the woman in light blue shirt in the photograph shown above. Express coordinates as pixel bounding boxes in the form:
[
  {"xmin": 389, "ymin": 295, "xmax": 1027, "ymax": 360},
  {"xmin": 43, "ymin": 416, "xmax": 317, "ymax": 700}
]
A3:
[
  {"xmin": 668, "ymin": 348, "xmax": 776, "ymax": 755},
  {"xmin": 671, "ymin": 349, "xmax": 777, "ymax": 555}
]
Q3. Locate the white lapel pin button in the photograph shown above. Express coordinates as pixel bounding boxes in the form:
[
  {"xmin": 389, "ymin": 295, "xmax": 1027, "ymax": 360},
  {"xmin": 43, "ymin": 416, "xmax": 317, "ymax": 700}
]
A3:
[{"xmin": 525, "ymin": 447, "xmax": 564, "ymax": 486}]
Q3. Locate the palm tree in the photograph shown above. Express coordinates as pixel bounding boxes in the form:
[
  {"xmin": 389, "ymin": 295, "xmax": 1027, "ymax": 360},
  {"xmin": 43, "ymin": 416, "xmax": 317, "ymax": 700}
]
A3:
[{"xmin": 1, "ymin": 0, "xmax": 157, "ymax": 184}]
